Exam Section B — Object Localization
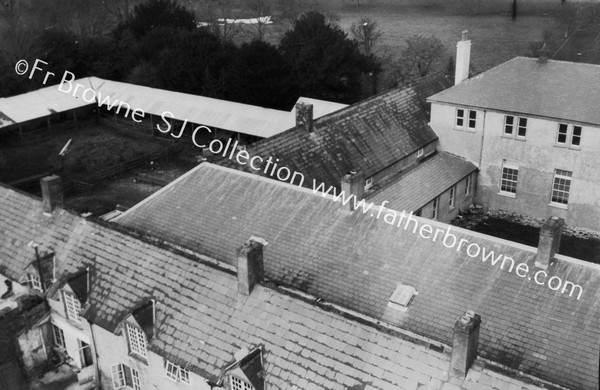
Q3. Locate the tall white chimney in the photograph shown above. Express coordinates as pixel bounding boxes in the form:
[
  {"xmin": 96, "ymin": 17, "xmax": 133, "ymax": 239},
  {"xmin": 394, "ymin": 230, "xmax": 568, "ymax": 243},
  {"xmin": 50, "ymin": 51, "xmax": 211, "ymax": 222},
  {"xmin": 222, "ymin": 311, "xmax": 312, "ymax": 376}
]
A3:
[{"xmin": 455, "ymin": 30, "xmax": 471, "ymax": 86}]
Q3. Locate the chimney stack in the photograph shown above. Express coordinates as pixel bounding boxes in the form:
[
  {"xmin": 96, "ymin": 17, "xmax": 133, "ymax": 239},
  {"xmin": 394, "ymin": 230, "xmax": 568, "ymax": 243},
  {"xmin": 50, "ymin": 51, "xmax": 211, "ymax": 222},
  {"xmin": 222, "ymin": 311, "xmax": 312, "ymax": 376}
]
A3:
[
  {"xmin": 236, "ymin": 239, "xmax": 265, "ymax": 296},
  {"xmin": 535, "ymin": 216, "xmax": 564, "ymax": 269},
  {"xmin": 455, "ymin": 30, "xmax": 471, "ymax": 85},
  {"xmin": 538, "ymin": 43, "xmax": 548, "ymax": 64},
  {"xmin": 450, "ymin": 310, "xmax": 481, "ymax": 378},
  {"xmin": 340, "ymin": 170, "xmax": 364, "ymax": 211},
  {"xmin": 40, "ymin": 175, "xmax": 63, "ymax": 213},
  {"xmin": 295, "ymin": 102, "xmax": 314, "ymax": 134}
]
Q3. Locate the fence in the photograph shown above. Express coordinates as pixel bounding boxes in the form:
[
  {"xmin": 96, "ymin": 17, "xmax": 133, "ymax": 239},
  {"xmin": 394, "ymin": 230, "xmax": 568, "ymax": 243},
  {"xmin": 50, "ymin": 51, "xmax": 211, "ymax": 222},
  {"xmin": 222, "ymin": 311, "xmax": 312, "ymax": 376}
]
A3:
[{"xmin": 10, "ymin": 150, "xmax": 175, "ymax": 196}]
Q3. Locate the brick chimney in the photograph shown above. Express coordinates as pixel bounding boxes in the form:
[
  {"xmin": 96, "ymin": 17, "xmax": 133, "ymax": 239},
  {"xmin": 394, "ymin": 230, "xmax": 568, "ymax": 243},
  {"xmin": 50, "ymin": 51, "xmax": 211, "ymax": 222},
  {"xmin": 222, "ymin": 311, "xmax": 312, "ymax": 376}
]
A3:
[
  {"xmin": 455, "ymin": 30, "xmax": 471, "ymax": 85},
  {"xmin": 236, "ymin": 239, "xmax": 265, "ymax": 296},
  {"xmin": 340, "ymin": 170, "xmax": 364, "ymax": 211},
  {"xmin": 295, "ymin": 102, "xmax": 313, "ymax": 134},
  {"xmin": 538, "ymin": 43, "xmax": 548, "ymax": 64},
  {"xmin": 535, "ymin": 216, "xmax": 564, "ymax": 269},
  {"xmin": 40, "ymin": 175, "xmax": 63, "ymax": 213},
  {"xmin": 450, "ymin": 310, "xmax": 481, "ymax": 378}
]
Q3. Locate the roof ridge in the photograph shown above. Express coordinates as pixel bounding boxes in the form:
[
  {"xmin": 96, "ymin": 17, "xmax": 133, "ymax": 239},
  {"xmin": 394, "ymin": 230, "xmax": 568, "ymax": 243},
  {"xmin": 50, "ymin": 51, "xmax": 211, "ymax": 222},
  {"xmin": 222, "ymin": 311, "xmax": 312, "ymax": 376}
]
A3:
[{"xmin": 116, "ymin": 163, "xmax": 600, "ymax": 271}]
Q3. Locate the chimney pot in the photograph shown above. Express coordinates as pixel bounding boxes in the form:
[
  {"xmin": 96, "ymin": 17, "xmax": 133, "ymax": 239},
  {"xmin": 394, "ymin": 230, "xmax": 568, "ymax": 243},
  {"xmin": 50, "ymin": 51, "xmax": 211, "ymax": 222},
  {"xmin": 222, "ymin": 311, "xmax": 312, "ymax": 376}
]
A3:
[
  {"xmin": 535, "ymin": 216, "xmax": 564, "ymax": 269},
  {"xmin": 237, "ymin": 239, "xmax": 265, "ymax": 296},
  {"xmin": 40, "ymin": 175, "xmax": 63, "ymax": 213},
  {"xmin": 450, "ymin": 310, "xmax": 481, "ymax": 378},
  {"xmin": 455, "ymin": 30, "xmax": 471, "ymax": 86},
  {"xmin": 340, "ymin": 170, "xmax": 364, "ymax": 211},
  {"xmin": 295, "ymin": 102, "xmax": 314, "ymax": 134}
]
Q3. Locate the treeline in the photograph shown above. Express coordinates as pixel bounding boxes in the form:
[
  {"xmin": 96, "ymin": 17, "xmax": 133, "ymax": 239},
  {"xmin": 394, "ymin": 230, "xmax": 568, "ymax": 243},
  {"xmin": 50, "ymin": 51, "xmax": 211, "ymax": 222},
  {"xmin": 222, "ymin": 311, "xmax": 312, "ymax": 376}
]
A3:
[{"xmin": 0, "ymin": 0, "xmax": 379, "ymax": 110}]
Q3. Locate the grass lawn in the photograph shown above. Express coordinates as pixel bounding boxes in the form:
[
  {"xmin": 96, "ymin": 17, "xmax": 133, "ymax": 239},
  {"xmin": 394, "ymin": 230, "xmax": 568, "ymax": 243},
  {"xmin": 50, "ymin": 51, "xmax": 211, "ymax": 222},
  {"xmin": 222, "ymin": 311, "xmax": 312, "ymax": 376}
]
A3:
[
  {"xmin": 0, "ymin": 121, "xmax": 170, "ymax": 184},
  {"xmin": 253, "ymin": 3, "xmax": 597, "ymax": 77},
  {"xmin": 471, "ymin": 217, "xmax": 600, "ymax": 264},
  {"xmin": 335, "ymin": 4, "xmax": 560, "ymax": 72},
  {"xmin": 64, "ymin": 160, "xmax": 191, "ymax": 216}
]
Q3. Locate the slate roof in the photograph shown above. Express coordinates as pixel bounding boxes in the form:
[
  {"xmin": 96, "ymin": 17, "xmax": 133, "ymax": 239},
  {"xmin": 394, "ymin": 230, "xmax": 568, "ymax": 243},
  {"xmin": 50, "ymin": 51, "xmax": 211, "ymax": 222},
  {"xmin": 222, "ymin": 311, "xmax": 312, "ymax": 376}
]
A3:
[
  {"xmin": 0, "ymin": 185, "xmax": 548, "ymax": 390},
  {"xmin": 428, "ymin": 57, "xmax": 600, "ymax": 125},
  {"xmin": 218, "ymin": 79, "xmax": 442, "ymax": 190},
  {"xmin": 367, "ymin": 152, "xmax": 477, "ymax": 212},
  {"xmin": 0, "ymin": 79, "xmax": 94, "ymax": 128},
  {"xmin": 116, "ymin": 163, "xmax": 600, "ymax": 390},
  {"xmin": 0, "ymin": 77, "xmax": 298, "ymax": 138}
]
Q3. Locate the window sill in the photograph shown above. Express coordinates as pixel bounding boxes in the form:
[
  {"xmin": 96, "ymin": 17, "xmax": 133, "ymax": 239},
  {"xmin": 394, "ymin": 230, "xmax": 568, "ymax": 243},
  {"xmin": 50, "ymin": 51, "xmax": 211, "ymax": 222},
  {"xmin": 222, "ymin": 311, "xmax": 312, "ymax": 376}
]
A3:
[
  {"xmin": 498, "ymin": 191, "xmax": 516, "ymax": 198},
  {"xmin": 501, "ymin": 135, "xmax": 526, "ymax": 141},
  {"xmin": 548, "ymin": 202, "xmax": 568, "ymax": 210},
  {"xmin": 128, "ymin": 352, "xmax": 149, "ymax": 365}
]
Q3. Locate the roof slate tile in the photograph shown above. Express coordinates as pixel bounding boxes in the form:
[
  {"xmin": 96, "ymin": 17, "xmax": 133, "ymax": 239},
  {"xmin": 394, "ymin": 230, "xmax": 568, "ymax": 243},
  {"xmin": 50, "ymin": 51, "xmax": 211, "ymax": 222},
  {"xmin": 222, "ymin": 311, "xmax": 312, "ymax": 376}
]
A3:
[
  {"xmin": 428, "ymin": 57, "xmax": 600, "ymax": 125},
  {"xmin": 114, "ymin": 163, "xmax": 600, "ymax": 389}
]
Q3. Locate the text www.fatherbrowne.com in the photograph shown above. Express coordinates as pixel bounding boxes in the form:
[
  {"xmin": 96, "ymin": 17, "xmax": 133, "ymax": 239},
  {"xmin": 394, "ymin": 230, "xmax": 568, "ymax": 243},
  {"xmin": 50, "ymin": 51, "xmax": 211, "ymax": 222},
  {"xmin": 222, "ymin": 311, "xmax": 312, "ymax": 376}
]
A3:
[
  {"xmin": 311, "ymin": 180, "xmax": 584, "ymax": 300},
  {"xmin": 15, "ymin": 58, "xmax": 583, "ymax": 300}
]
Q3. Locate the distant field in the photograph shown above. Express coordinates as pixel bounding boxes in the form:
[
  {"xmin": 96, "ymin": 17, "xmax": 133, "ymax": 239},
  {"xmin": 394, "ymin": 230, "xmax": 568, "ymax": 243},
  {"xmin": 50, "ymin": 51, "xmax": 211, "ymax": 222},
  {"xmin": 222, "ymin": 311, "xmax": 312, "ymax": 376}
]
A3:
[
  {"xmin": 255, "ymin": 2, "xmax": 599, "ymax": 75},
  {"xmin": 335, "ymin": 5, "xmax": 560, "ymax": 72}
]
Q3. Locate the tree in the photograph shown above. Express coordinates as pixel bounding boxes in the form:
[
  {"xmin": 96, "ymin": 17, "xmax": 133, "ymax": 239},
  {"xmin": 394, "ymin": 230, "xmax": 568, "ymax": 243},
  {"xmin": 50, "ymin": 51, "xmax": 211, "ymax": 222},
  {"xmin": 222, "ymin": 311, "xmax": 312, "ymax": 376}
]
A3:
[
  {"xmin": 279, "ymin": 11, "xmax": 376, "ymax": 103},
  {"xmin": 243, "ymin": 0, "xmax": 274, "ymax": 41},
  {"xmin": 226, "ymin": 40, "xmax": 297, "ymax": 109},
  {"xmin": 118, "ymin": 0, "xmax": 196, "ymax": 39},
  {"xmin": 350, "ymin": 17, "xmax": 382, "ymax": 56},
  {"xmin": 195, "ymin": 0, "xmax": 242, "ymax": 42},
  {"xmin": 101, "ymin": 0, "xmax": 144, "ymax": 23},
  {"xmin": 153, "ymin": 28, "xmax": 236, "ymax": 96},
  {"xmin": 402, "ymin": 34, "xmax": 445, "ymax": 78}
]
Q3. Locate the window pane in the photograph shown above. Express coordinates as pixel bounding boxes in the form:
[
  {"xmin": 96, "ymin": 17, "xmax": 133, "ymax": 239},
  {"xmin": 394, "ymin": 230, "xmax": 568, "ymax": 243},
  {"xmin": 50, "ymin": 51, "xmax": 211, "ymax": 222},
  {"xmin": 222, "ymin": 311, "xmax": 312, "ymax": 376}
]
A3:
[
  {"xmin": 557, "ymin": 124, "xmax": 568, "ymax": 143},
  {"xmin": 64, "ymin": 292, "xmax": 81, "ymax": 322},
  {"xmin": 231, "ymin": 376, "xmax": 254, "ymax": 390},
  {"xmin": 52, "ymin": 325, "xmax": 65, "ymax": 348},
  {"xmin": 132, "ymin": 369, "xmax": 141, "ymax": 390},
  {"xmin": 504, "ymin": 115, "xmax": 514, "ymax": 134},
  {"xmin": 111, "ymin": 364, "xmax": 126, "ymax": 388},
  {"xmin": 456, "ymin": 109, "xmax": 464, "ymax": 127},
  {"xmin": 126, "ymin": 324, "xmax": 147, "ymax": 358},
  {"xmin": 517, "ymin": 118, "xmax": 527, "ymax": 137},
  {"xmin": 551, "ymin": 169, "xmax": 572, "ymax": 205},
  {"xmin": 180, "ymin": 369, "xmax": 191, "ymax": 385},
  {"xmin": 501, "ymin": 167, "xmax": 518, "ymax": 193},
  {"xmin": 572, "ymin": 126, "xmax": 582, "ymax": 146},
  {"xmin": 468, "ymin": 110, "xmax": 476, "ymax": 128}
]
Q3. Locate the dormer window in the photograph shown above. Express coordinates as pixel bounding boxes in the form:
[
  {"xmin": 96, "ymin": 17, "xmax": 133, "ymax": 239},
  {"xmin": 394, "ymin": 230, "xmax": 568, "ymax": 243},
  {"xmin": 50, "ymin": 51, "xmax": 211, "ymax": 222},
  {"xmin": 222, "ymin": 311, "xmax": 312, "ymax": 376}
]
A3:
[
  {"xmin": 126, "ymin": 323, "xmax": 148, "ymax": 359},
  {"xmin": 63, "ymin": 291, "xmax": 81, "ymax": 322},
  {"xmin": 222, "ymin": 346, "xmax": 263, "ymax": 390},
  {"xmin": 24, "ymin": 273, "xmax": 42, "ymax": 292},
  {"xmin": 231, "ymin": 376, "xmax": 254, "ymax": 390}
]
